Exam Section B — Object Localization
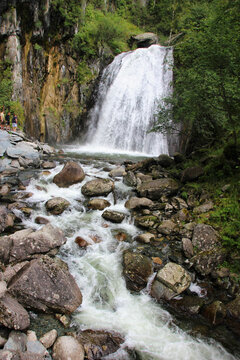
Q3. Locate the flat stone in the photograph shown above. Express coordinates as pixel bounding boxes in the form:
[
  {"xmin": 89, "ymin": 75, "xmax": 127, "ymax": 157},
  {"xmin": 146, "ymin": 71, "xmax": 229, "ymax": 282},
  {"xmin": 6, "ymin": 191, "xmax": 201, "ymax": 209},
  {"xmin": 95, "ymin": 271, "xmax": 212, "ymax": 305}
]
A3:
[
  {"xmin": 0, "ymin": 294, "xmax": 30, "ymax": 330},
  {"xmin": 156, "ymin": 262, "xmax": 191, "ymax": 294},
  {"xmin": 52, "ymin": 336, "xmax": 84, "ymax": 360}
]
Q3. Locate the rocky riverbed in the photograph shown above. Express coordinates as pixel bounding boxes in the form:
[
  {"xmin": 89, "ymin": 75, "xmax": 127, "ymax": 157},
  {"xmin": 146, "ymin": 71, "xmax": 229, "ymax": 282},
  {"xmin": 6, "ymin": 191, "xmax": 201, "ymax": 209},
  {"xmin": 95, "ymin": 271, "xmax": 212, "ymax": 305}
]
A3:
[{"xmin": 0, "ymin": 130, "xmax": 239, "ymax": 359}]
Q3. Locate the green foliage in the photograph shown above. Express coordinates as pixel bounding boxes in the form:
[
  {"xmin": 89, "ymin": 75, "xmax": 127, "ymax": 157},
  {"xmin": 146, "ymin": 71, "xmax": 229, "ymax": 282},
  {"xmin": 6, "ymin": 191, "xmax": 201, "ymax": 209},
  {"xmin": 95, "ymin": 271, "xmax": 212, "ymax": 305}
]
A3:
[
  {"xmin": 34, "ymin": 43, "xmax": 43, "ymax": 51},
  {"xmin": 10, "ymin": 101, "xmax": 25, "ymax": 129},
  {"xmin": 77, "ymin": 61, "xmax": 95, "ymax": 84},
  {"xmin": 0, "ymin": 60, "xmax": 13, "ymax": 108},
  {"xmin": 72, "ymin": 5, "xmax": 141, "ymax": 58},
  {"xmin": 152, "ymin": 0, "xmax": 240, "ymax": 152},
  {"xmin": 51, "ymin": 0, "xmax": 82, "ymax": 26}
]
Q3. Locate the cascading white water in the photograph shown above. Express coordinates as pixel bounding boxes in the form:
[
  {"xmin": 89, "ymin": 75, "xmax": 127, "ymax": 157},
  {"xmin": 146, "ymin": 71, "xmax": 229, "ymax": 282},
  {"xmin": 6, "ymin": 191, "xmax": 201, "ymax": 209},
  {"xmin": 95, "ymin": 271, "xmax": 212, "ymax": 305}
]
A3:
[
  {"xmin": 19, "ymin": 161, "xmax": 239, "ymax": 360},
  {"xmin": 85, "ymin": 45, "xmax": 172, "ymax": 156}
]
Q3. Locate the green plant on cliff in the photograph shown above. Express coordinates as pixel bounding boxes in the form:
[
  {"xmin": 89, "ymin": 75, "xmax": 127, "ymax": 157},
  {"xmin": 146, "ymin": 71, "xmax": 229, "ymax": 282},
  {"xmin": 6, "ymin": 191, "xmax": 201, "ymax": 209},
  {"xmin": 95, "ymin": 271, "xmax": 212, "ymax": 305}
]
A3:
[
  {"xmin": 73, "ymin": 5, "xmax": 141, "ymax": 58},
  {"xmin": 0, "ymin": 60, "xmax": 13, "ymax": 108},
  {"xmin": 52, "ymin": 0, "xmax": 82, "ymax": 26}
]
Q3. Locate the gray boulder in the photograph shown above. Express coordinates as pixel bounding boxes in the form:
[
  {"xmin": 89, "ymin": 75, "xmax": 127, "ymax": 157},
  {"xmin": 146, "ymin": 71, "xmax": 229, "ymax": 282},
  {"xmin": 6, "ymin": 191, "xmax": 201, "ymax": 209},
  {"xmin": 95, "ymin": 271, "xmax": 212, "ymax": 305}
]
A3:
[
  {"xmin": 45, "ymin": 197, "xmax": 70, "ymax": 215},
  {"xmin": 8, "ymin": 255, "xmax": 82, "ymax": 314},
  {"xmin": 109, "ymin": 166, "xmax": 126, "ymax": 178},
  {"xmin": 87, "ymin": 198, "xmax": 111, "ymax": 210},
  {"xmin": 181, "ymin": 166, "xmax": 204, "ymax": 183},
  {"xmin": 53, "ymin": 161, "xmax": 85, "ymax": 188},
  {"xmin": 52, "ymin": 336, "xmax": 84, "ymax": 360},
  {"xmin": 102, "ymin": 210, "xmax": 125, "ymax": 223},
  {"xmin": 192, "ymin": 224, "xmax": 220, "ymax": 252},
  {"xmin": 123, "ymin": 171, "xmax": 137, "ymax": 187},
  {"xmin": 137, "ymin": 178, "xmax": 179, "ymax": 200},
  {"xmin": 155, "ymin": 262, "xmax": 191, "ymax": 294},
  {"xmin": 81, "ymin": 178, "xmax": 114, "ymax": 197},
  {"xmin": 191, "ymin": 248, "xmax": 226, "ymax": 276},
  {"xmin": 9, "ymin": 224, "xmax": 66, "ymax": 263},
  {"xmin": 158, "ymin": 154, "xmax": 174, "ymax": 168},
  {"xmin": 130, "ymin": 32, "xmax": 158, "ymax": 48},
  {"xmin": 125, "ymin": 196, "xmax": 154, "ymax": 210},
  {"xmin": 122, "ymin": 251, "xmax": 153, "ymax": 291}
]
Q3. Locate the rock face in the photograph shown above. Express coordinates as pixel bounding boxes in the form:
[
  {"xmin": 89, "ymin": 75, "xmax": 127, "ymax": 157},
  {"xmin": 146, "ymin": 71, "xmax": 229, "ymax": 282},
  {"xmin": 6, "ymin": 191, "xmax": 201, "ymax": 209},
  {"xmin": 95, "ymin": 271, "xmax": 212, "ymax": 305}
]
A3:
[
  {"xmin": 181, "ymin": 166, "xmax": 204, "ymax": 183},
  {"xmin": 122, "ymin": 251, "xmax": 153, "ymax": 291},
  {"xmin": 53, "ymin": 336, "xmax": 84, "ymax": 360},
  {"xmin": 81, "ymin": 179, "xmax": 114, "ymax": 197},
  {"xmin": 45, "ymin": 197, "xmax": 70, "ymax": 215},
  {"xmin": 137, "ymin": 178, "xmax": 179, "ymax": 200},
  {"xmin": 8, "ymin": 255, "xmax": 82, "ymax": 314},
  {"xmin": 130, "ymin": 32, "xmax": 158, "ymax": 48},
  {"xmin": 192, "ymin": 224, "xmax": 219, "ymax": 251},
  {"xmin": 53, "ymin": 161, "xmax": 85, "ymax": 188}
]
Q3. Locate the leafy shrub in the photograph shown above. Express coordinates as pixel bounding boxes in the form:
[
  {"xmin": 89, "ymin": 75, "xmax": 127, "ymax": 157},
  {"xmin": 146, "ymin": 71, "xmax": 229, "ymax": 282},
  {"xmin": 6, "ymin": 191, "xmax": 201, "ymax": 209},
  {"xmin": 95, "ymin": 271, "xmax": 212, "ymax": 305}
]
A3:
[{"xmin": 73, "ymin": 6, "xmax": 141, "ymax": 59}]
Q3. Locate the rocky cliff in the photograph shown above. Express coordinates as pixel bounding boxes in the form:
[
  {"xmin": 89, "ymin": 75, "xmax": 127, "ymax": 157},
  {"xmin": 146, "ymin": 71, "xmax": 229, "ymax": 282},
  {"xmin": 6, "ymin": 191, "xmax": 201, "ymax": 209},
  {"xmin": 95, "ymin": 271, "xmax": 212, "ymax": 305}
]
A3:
[{"xmin": 0, "ymin": 0, "xmax": 113, "ymax": 144}]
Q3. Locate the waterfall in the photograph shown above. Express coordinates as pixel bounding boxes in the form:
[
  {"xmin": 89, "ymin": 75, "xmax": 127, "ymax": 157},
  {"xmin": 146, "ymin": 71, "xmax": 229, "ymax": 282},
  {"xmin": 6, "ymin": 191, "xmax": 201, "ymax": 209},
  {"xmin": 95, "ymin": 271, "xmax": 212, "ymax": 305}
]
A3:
[{"xmin": 85, "ymin": 45, "xmax": 173, "ymax": 156}]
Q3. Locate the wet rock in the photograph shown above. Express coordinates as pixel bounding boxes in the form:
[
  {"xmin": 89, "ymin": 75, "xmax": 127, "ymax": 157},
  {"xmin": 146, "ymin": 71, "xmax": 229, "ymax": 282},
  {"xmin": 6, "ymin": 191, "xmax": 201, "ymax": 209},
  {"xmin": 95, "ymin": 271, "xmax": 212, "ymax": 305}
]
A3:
[
  {"xmin": 0, "ymin": 235, "xmax": 12, "ymax": 264},
  {"xmin": 137, "ymin": 178, "xmax": 179, "ymax": 200},
  {"xmin": 81, "ymin": 179, "xmax": 114, "ymax": 197},
  {"xmin": 53, "ymin": 161, "xmax": 85, "ymax": 187},
  {"xmin": 158, "ymin": 154, "xmax": 174, "ymax": 168},
  {"xmin": 41, "ymin": 161, "xmax": 56, "ymax": 169},
  {"xmin": 158, "ymin": 220, "xmax": 177, "ymax": 235},
  {"xmin": 123, "ymin": 171, "xmax": 137, "ymax": 187},
  {"xmin": 181, "ymin": 166, "xmax": 204, "ymax": 183},
  {"xmin": 151, "ymin": 279, "xmax": 176, "ymax": 301},
  {"xmin": 9, "ymin": 224, "xmax": 66, "ymax": 263},
  {"xmin": 192, "ymin": 224, "xmax": 220, "ymax": 252},
  {"xmin": 6, "ymin": 142, "xmax": 40, "ymax": 166},
  {"xmin": 35, "ymin": 216, "xmax": 50, "ymax": 225},
  {"xmin": 134, "ymin": 215, "xmax": 158, "ymax": 229},
  {"xmin": 53, "ymin": 336, "xmax": 84, "ymax": 360},
  {"xmin": 135, "ymin": 232, "xmax": 155, "ymax": 244},
  {"xmin": 0, "ymin": 184, "xmax": 11, "ymax": 196},
  {"xmin": 155, "ymin": 262, "xmax": 191, "ymax": 294},
  {"xmin": 182, "ymin": 238, "xmax": 194, "ymax": 258},
  {"xmin": 193, "ymin": 201, "xmax": 214, "ymax": 214},
  {"xmin": 122, "ymin": 251, "xmax": 153, "ymax": 291},
  {"xmin": 0, "ymin": 280, "xmax": 7, "ymax": 297},
  {"xmin": 171, "ymin": 197, "xmax": 188, "ymax": 210},
  {"xmin": 201, "ymin": 301, "xmax": 226, "ymax": 325},
  {"xmin": 8, "ymin": 255, "xmax": 82, "ymax": 314},
  {"xmin": 40, "ymin": 329, "xmax": 58, "ymax": 349},
  {"xmin": 109, "ymin": 166, "xmax": 126, "ymax": 178},
  {"xmin": 125, "ymin": 196, "xmax": 154, "ymax": 210},
  {"xmin": 76, "ymin": 329, "xmax": 124, "ymax": 359},
  {"xmin": 26, "ymin": 339, "xmax": 50, "ymax": 358},
  {"xmin": 136, "ymin": 173, "xmax": 152, "ymax": 183},
  {"xmin": 170, "ymin": 295, "xmax": 205, "ymax": 315},
  {"xmin": 114, "ymin": 232, "xmax": 127, "ymax": 242},
  {"xmin": 0, "ymin": 206, "xmax": 15, "ymax": 232},
  {"xmin": 75, "ymin": 236, "xmax": 89, "ymax": 248},
  {"xmin": 87, "ymin": 199, "xmax": 111, "ymax": 210},
  {"xmin": 102, "ymin": 210, "xmax": 125, "ymax": 223},
  {"xmin": 0, "ymin": 293, "xmax": 30, "ymax": 331},
  {"xmin": 45, "ymin": 197, "xmax": 70, "ymax": 215}
]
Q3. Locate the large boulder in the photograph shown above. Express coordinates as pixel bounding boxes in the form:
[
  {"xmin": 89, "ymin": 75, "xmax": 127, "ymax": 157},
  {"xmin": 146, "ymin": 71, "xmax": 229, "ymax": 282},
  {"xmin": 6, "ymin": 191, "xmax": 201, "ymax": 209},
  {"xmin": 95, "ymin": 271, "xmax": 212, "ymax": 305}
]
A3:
[
  {"xmin": 109, "ymin": 166, "xmax": 126, "ymax": 178},
  {"xmin": 137, "ymin": 178, "xmax": 179, "ymax": 200},
  {"xmin": 53, "ymin": 161, "xmax": 85, "ymax": 187},
  {"xmin": 190, "ymin": 248, "xmax": 226, "ymax": 276},
  {"xmin": 102, "ymin": 210, "xmax": 125, "ymax": 223},
  {"xmin": 81, "ymin": 179, "xmax": 114, "ymax": 197},
  {"xmin": 130, "ymin": 32, "xmax": 158, "ymax": 48},
  {"xmin": 45, "ymin": 197, "xmax": 70, "ymax": 215},
  {"xmin": 181, "ymin": 166, "xmax": 204, "ymax": 183},
  {"xmin": 158, "ymin": 154, "xmax": 174, "ymax": 168},
  {"xmin": 192, "ymin": 224, "xmax": 220, "ymax": 252},
  {"xmin": 87, "ymin": 198, "xmax": 111, "ymax": 210},
  {"xmin": 8, "ymin": 224, "xmax": 66, "ymax": 263},
  {"xmin": 0, "ymin": 206, "xmax": 14, "ymax": 232},
  {"xmin": 8, "ymin": 255, "xmax": 82, "ymax": 314},
  {"xmin": 122, "ymin": 251, "xmax": 153, "ymax": 291},
  {"xmin": 125, "ymin": 196, "xmax": 154, "ymax": 210},
  {"xmin": 52, "ymin": 336, "xmax": 84, "ymax": 360},
  {"xmin": 154, "ymin": 262, "xmax": 191, "ymax": 295}
]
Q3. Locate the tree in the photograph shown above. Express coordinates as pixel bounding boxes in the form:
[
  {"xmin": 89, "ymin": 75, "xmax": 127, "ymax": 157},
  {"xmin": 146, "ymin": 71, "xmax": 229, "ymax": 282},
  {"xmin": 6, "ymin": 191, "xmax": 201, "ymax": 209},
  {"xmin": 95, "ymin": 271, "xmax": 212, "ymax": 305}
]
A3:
[{"xmin": 152, "ymin": 0, "xmax": 240, "ymax": 152}]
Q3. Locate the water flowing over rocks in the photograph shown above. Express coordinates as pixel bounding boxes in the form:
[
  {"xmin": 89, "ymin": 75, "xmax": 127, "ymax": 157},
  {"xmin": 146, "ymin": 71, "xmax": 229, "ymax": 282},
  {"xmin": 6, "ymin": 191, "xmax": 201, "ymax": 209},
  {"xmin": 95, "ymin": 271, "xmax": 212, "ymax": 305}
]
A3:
[{"xmin": 45, "ymin": 197, "xmax": 70, "ymax": 215}]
